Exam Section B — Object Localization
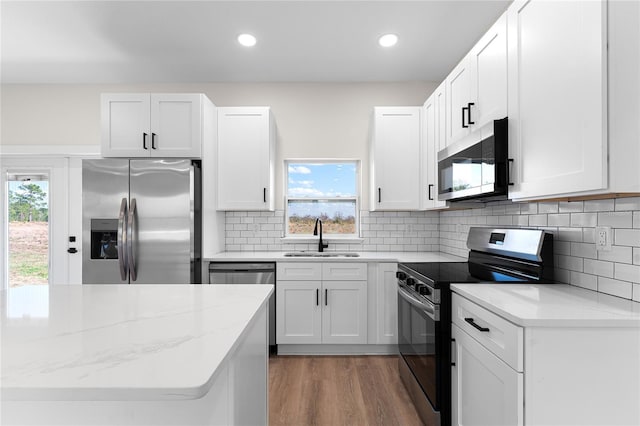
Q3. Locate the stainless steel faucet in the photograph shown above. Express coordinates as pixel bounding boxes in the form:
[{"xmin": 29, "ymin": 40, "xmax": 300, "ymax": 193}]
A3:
[{"xmin": 313, "ymin": 218, "xmax": 329, "ymax": 252}]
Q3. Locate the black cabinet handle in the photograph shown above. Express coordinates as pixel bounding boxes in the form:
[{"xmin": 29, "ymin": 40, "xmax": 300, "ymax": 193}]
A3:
[
  {"xmin": 316, "ymin": 289, "xmax": 319, "ymax": 306},
  {"xmin": 263, "ymin": 188, "xmax": 267, "ymax": 203},
  {"xmin": 378, "ymin": 188, "xmax": 381, "ymax": 203},
  {"xmin": 428, "ymin": 184, "xmax": 434, "ymax": 201},
  {"xmin": 325, "ymin": 289, "xmax": 328, "ymax": 306},
  {"xmin": 507, "ymin": 159, "xmax": 514, "ymax": 186},
  {"xmin": 464, "ymin": 317, "xmax": 490, "ymax": 332},
  {"xmin": 67, "ymin": 248, "xmax": 78, "ymax": 254},
  {"xmin": 461, "ymin": 107, "xmax": 468, "ymax": 128},
  {"xmin": 451, "ymin": 338, "xmax": 456, "ymax": 366},
  {"xmin": 467, "ymin": 102, "xmax": 475, "ymax": 125},
  {"xmin": 151, "ymin": 133, "xmax": 157, "ymax": 149},
  {"xmin": 143, "ymin": 133, "xmax": 148, "ymax": 150}
]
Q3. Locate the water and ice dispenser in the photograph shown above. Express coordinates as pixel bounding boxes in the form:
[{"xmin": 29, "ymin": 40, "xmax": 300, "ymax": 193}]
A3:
[{"xmin": 90, "ymin": 219, "xmax": 118, "ymax": 259}]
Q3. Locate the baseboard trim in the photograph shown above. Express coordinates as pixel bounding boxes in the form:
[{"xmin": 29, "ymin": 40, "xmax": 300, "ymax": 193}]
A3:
[{"xmin": 277, "ymin": 344, "xmax": 398, "ymax": 355}]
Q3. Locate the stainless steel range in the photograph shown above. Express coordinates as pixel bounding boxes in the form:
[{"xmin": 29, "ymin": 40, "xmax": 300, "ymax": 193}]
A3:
[{"xmin": 397, "ymin": 227, "xmax": 554, "ymax": 426}]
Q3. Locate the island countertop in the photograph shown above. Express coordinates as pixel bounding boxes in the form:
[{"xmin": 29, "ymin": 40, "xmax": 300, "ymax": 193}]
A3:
[{"xmin": 1, "ymin": 284, "xmax": 273, "ymax": 402}]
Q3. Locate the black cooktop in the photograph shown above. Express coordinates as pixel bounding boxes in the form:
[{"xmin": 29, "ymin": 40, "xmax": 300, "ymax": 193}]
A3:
[
  {"xmin": 400, "ymin": 262, "xmax": 477, "ymax": 284},
  {"xmin": 400, "ymin": 260, "xmax": 539, "ymax": 286}
]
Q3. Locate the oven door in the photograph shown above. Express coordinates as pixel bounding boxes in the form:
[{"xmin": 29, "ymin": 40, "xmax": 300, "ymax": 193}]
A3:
[{"xmin": 397, "ymin": 284, "xmax": 442, "ymax": 411}]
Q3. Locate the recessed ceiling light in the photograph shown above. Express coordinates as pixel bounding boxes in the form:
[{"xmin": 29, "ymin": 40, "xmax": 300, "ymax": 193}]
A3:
[
  {"xmin": 378, "ymin": 33, "xmax": 398, "ymax": 48},
  {"xmin": 237, "ymin": 34, "xmax": 257, "ymax": 47}
]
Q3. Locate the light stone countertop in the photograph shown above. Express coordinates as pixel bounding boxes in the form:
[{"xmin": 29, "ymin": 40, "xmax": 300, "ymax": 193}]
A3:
[
  {"xmin": 205, "ymin": 251, "xmax": 467, "ymax": 263},
  {"xmin": 0, "ymin": 284, "xmax": 272, "ymax": 401},
  {"xmin": 452, "ymin": 283, "xmax": 640, "ymax": 327}
]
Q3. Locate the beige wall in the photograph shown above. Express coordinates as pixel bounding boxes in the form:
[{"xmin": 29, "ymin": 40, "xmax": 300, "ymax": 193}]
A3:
[{"xmin": 1, "ymin": 82, "xmax": 437, "ymax": 208}]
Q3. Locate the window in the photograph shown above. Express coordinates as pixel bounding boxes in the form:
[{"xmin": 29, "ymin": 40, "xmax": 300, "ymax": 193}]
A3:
[{"xmin": 285, "ymin": 161, "xmax": 359, "ymax": 237}]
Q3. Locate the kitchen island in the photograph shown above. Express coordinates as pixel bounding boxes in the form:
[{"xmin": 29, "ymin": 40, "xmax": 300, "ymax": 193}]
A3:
[{"xmin": 1, "ymin": 284, "xmax": 272, "ymax": 426}]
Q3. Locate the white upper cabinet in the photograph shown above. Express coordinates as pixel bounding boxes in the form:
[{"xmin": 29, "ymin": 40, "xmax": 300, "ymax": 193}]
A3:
[
  {"xmin": 421, "ymin": 95, "xmax": 447, "ymax": 210},
  {"xmin": 217, "ymin": 107, "xmax": 275, "ymax": 211},
  {"xmin": 434, "ymin": 82, "xmax": 448, "ymax": 155},
  {"xmin": 469, "ymin": 12, "xmax": 508, "ymax": 130},
  {"xmin": 101, "ymin": 93, "xmax": 204, "ymax": 158},
  {"xmin": 370, "ymin": 107, "xmax": 421, "ymax": 211},
  {"xmin": 445, "ymin": 54, "xmax": 473, "ymax": 145},
  {"xmin": 444, "ymin": 12, "xmax": 507, "ymax": 148},
  {"xmin": 507, "ymin": 0, "xmax": 607, "ymax": 200}
]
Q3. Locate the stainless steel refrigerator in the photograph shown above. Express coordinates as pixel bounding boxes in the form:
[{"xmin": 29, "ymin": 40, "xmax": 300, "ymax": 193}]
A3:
[{"xmin": 82, "ymin": 159, "xmax": 201, "ymax": 284}]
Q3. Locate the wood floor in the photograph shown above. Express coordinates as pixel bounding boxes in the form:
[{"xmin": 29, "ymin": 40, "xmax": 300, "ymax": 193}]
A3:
[{"xmin": 269, "ymin": 355, "xmax": 423, "ymax": 426}]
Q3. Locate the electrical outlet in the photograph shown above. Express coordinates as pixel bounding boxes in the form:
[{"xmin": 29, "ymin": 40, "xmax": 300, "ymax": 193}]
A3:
[{"xmin": 595, "ymin": 226, "xmax": 612, "ymax": 251}]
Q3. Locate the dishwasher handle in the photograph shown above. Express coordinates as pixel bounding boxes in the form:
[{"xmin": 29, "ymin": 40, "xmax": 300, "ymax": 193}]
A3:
[{"xmin": 208, "ymin": 263, "xmax": 276, "ymax": 273}]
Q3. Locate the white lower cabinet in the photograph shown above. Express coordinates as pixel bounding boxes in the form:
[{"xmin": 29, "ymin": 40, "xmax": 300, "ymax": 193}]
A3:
[
  {"xmin": 451, "ymin": 323, "xmax": 523, "ymax": 426},
  {"xmin": 451, "ymin": 291, "xmax": 640, "ymax": 426},
  {"xmin": 372, "ymin": 262, "xmax": 398, "ymax": 344},
  {"xmin": 276, "ymin": 262, "xmax": 367, "ymax": 345},
  {"xmin": 276, "ymin": 281, "xmax": 322, "ymax": 344}
]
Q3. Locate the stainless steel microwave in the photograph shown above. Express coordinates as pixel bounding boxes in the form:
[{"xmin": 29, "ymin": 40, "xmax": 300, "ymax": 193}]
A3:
[{"xmin": 437, "ymin": 117, "xmax": 508, "ymax": 202}]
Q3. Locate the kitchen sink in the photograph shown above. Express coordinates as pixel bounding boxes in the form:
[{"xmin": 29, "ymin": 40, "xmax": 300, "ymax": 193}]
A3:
[{"xmin": 283, "ymin": 252, "xmax": 360, "ymax": 258}]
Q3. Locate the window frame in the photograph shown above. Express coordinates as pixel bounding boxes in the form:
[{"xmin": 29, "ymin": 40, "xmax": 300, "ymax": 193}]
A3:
[{"xmin": 284, "ymin": 159, "xmax": 361, "ymax": 239}]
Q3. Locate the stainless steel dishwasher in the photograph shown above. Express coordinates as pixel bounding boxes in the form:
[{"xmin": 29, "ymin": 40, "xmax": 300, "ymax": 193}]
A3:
[{"xmin": 208, "ymin": 262, "xmax": 276, "ymax": 353}]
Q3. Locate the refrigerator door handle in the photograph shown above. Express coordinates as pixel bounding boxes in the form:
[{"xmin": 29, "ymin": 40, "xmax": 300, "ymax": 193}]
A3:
[
  {"xmin": 127, "ymin": 198, "xmax": 138, "ymax": 282},
  {"xmin": 118, "ymin": 198, "xmax": 128, "ymax": 281}
]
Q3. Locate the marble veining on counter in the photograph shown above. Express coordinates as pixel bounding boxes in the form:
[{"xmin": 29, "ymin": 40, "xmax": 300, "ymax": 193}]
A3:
[
  {"xmin": 205, "ymin": 251, "xmax": 467, "ymax": 263},
  {"xmin": 451, "ymin": 283, "xmax": 640, "ymax": 327},
  {"xmin": 1, "ymin": 284, "xmax": 273, "ymax": 401}
]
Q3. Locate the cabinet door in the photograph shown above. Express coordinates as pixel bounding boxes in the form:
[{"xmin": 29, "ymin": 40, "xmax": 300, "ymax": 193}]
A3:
[
  {"xmin": 322, "ymin": 281, "xmax": 367, "ymax": 344},
  {"xmin": 434, "ymin": 82, "xmax": 447, "ymax": 154},
  {"xmin": 370, "ymin": 107, "xmax": 421, "ymax": 211},
  {"xmin": 507, "ymin": 0, "xmax": 607, "ymax": 200},
  {"xmin": 217, "ymin": 107, "xmax": 273, "ymax": 210},
  {"xmin": 445, "ymin": 57, "xmax": 472, "ymax": 145},
  {"xmin": 374, "ymin": 263, "xmax": 398, "ymax": 345},
  {"xmin": 101, "ymin": 93, "xmax": 151, "ymax": 157},
  {"xmin": 276, "ymin": 281, "xmax": 322, "ymax": 344},
  {"xmin": 451, "ymin": 324, "xmax": 523, "ymax": 426},
  {"xmin": 422, "ymin": 96, "xmax": 447, "ymax": 210},
  {"xmin": 150, "ymin": 94, "xmax": 202, "ymax": 158},
  {"xmin": 469, "ymin": 12, "xmax": 507, "ymax": 130}
]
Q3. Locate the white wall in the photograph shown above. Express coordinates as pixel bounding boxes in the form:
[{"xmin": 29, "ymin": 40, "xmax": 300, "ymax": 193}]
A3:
[{"xmin": 1, "ymin": 82, "xmax": 437, "ymax": 209}]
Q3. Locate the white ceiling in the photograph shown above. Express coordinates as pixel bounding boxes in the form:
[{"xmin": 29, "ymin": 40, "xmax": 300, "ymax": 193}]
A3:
[{"xmin": 1, "ymin": 0, "xmax": 511, "ymax": 84}]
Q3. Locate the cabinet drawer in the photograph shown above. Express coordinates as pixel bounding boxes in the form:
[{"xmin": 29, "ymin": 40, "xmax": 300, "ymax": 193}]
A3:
[
  {"xmin": 322, "ymin": 263, "xmax": 367, "ymax": 281},
  {"xmin": 452, "ymin": 293, "xmax": 523, "ymax": 372},
  {"xmin": 277, "ymin": 263, "xmax": 322, "ymax": 281}
]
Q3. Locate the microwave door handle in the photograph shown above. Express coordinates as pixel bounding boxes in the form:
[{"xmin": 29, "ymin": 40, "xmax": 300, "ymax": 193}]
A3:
[
  {"xmin": 127, "ymin": 198, "xmax": 138, "ymax": 282},
  {"xmin": 117, "ymin": 198, "xmax": 128, "ymax": 281},
  {"xmin": 398, "ymin": 286, "xmax": 440, "ymax": 321}
]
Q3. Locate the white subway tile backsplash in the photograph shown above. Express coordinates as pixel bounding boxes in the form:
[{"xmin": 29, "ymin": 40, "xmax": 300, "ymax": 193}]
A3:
[
  {"xmin": 570, "ymin": 213, "xmax": 597, "ymax": 227},
  {"xmin": 584, "ymin": 199, "xmax": 615, "ymax": 212},
  {"xmin": 225, "ymin": 198, "xmax": 640, "ymax": 302},
  {"xmin": 614, "ymin": 263, "xmax": 640, "ymax": 283},
  {"xmin": 598, "ymin": 277, "xmax": 633, "ymax": 299},
  {"xmin": 570, "ymin": 271, "xmax": 597, "ymax": 291},
  {"xmin": 615, "ymin": 229, "xmax": 640, "ymax": 247},
  {"xmin": 584, "ymin": 259, "xmax": 614, "ymax": 278},
  {"xmin": 538, "ymin": 202, "xmax": 559, "ymax": 214},
  {"xmin": 558, "ymin": 227, "xmax": 583, "ymax": 242},
  {"xmin": 598, "ymin": 245, "xmax": 633, "ymax": 264},
  {"xmin": 598, "ymin": 212, "xmax": 633, "ymax": 228},
  {"xmin": 559, "ymin": 201, "xmax": 583, "ymax": 213},
  {"xmin": 615, "ymin": 197, "xmax": 640, "ymax": 211},
  {"xmin": 548, "ymin": 214, "xmax": 570, "ymax": 227},
  {"xmin": 570, "ymin": 242, "xmax": 597, "ymax": 259}
]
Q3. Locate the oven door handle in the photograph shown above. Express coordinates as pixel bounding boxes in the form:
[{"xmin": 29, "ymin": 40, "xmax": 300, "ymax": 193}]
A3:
[{"xmin": 398, "ymin": 285, "xmax": 440, "ymax": 321}]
